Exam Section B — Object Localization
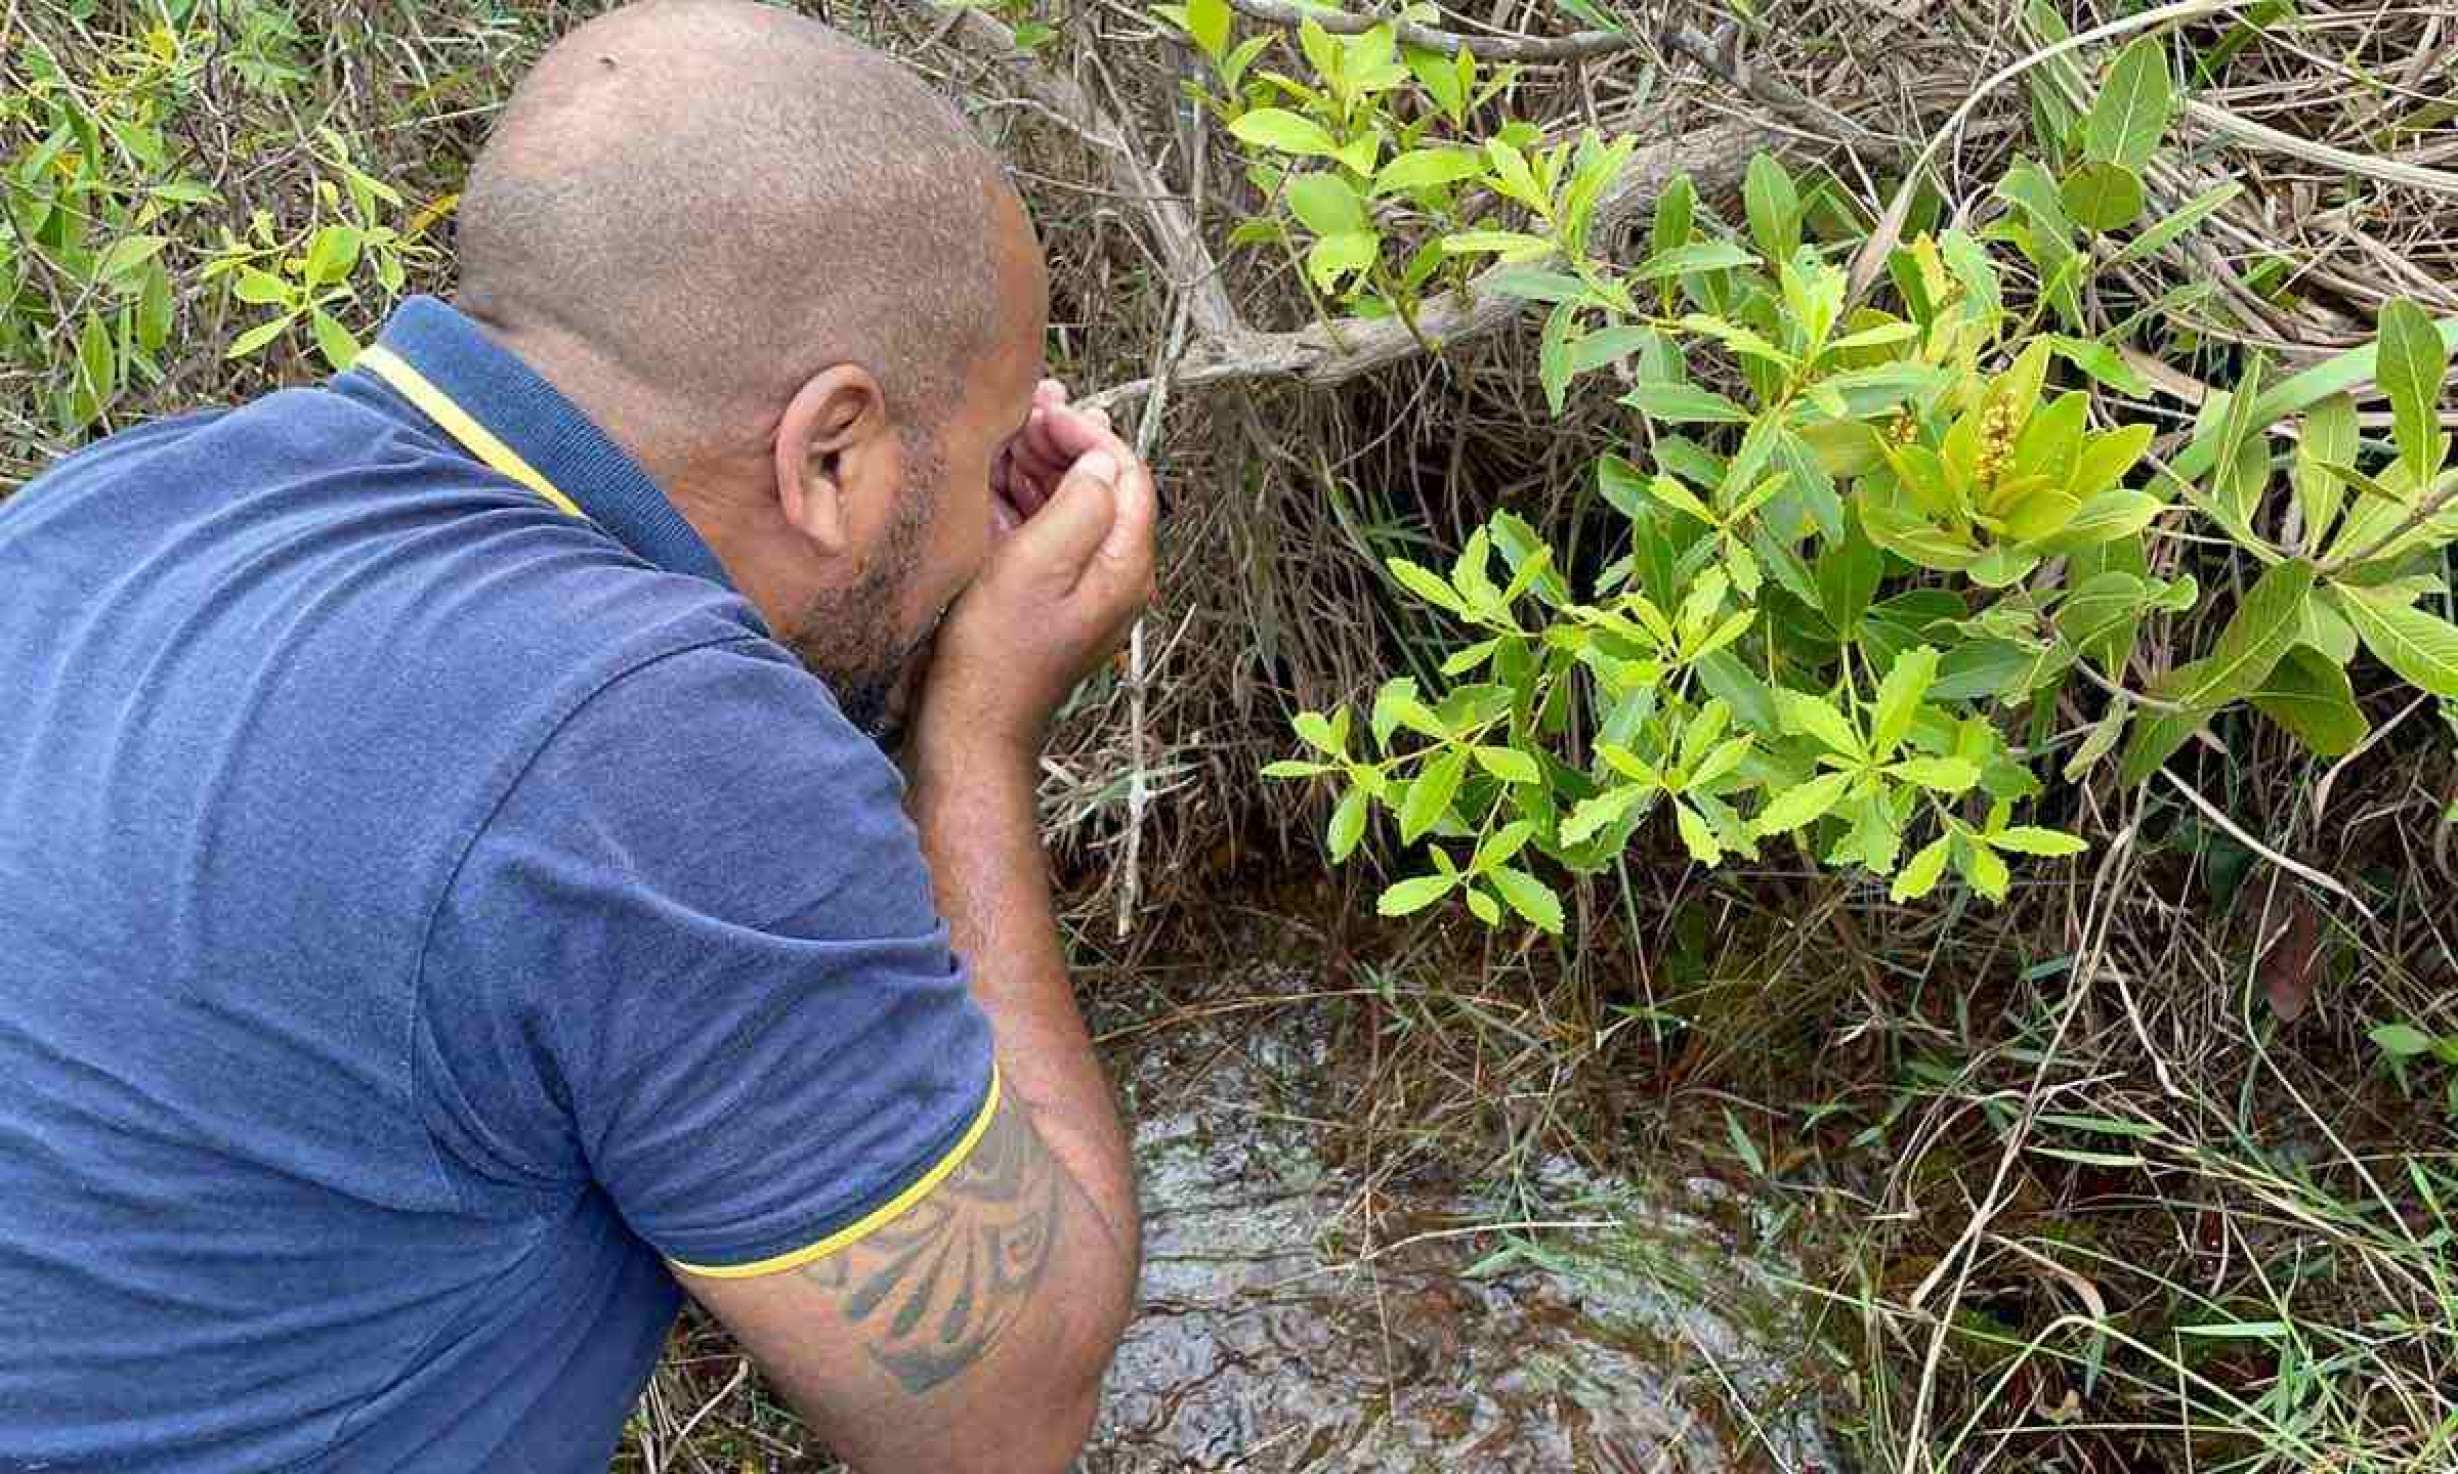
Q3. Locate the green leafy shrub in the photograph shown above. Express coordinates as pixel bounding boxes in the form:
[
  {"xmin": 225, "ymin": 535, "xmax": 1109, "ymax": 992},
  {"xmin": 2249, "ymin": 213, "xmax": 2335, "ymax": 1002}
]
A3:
[
  {"xmin": 1192, "ymin": 10, "xmax": 2458, "ymax": 929},
  {"xmin": 3, "ymin": 3, "xmax": 430, "ymax": 441}
]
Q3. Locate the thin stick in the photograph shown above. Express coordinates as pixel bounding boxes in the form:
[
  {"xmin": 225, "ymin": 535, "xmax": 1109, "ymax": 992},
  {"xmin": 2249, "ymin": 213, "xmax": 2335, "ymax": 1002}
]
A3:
[
  {"xmin": 1116, "ymin": 290, "xmax": 1194, "ymax": 937},
  {"xmin": 2158, "ymin": 767, "xmax": 2374, "ymax": 917}
]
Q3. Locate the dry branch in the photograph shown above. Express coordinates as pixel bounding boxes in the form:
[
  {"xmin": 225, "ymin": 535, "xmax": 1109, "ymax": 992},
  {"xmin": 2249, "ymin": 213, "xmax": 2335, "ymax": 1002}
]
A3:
[{"xmin": 1089, "ymin": 119, "xmax": 1769, "ymax": 407}]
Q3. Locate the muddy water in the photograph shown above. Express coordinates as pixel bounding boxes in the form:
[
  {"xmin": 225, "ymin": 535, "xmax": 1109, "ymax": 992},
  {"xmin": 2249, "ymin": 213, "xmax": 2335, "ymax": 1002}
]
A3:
[{"xmin": 1084, "ymin": 975, "xmax": 1842, "ymax": 1473}]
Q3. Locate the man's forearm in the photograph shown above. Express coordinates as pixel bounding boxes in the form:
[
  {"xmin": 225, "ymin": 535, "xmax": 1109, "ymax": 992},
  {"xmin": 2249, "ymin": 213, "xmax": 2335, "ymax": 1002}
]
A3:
[{"xmin": 905, "ymin": 736, "xmax": 1139, "ymax": 1257}]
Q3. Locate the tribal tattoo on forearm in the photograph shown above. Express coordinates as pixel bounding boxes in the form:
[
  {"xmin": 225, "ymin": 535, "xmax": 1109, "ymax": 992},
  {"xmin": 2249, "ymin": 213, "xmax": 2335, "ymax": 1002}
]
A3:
[{"xmin": 800, "ymin": 1098, "xmax": 1062, "ymax": 1393}]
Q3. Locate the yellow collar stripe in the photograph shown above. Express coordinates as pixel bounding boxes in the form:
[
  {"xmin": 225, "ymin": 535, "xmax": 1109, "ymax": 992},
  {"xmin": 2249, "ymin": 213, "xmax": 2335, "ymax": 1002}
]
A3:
[
  {"xmin": 357, "ymin": 345, "xmax": 590, "ymax": 522},
  {"xmin": 665, "ymin": 1066, "xmax": 1004, "ymax": 1281}
]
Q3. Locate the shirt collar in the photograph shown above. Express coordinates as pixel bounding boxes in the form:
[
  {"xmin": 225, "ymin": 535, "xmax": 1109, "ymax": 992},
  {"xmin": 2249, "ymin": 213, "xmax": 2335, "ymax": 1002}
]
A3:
[{"xmin": 349, "ymin": 296, "xmax": 734, "ymax": 589}]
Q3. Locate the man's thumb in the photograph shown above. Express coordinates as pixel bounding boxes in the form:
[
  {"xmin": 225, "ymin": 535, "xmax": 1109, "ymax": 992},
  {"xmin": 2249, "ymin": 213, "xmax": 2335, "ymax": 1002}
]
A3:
[{"xmin": 1015, "ymin": 449, "xmax": 1119, "ymax": 576}]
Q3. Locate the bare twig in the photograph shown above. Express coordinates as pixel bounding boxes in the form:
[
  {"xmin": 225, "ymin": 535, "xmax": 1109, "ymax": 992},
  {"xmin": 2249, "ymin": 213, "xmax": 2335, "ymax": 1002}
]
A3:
[
  {"xmin": 1116, "ymin": 289, "xmax": 1192, "ymax": 937},
  {"xmin": 2159, "ymin": 768, "xmax": 2374, "ymax": 917}
]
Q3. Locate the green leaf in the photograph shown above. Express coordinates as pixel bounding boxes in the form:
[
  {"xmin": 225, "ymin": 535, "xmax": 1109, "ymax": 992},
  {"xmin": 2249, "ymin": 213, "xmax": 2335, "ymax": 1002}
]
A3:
[
  {"xmin": 1651, "ymin": 172, "xmax": 1695, "ymax": 259},
  {"xmin": 2032, "ymin": 489, "xmax": 2164, "ymax": 552},
  {"xmin": 225, "ymin": 313, "xmax": 293, "ymax": 360},
  {"xmin": 1776, "ymin": 688, "xmax": 1863, "ymax": 759},
  {"xmin": 1473, "ymin": 745, "xmax": 1541, "ymax": 784},
  {"xmin": 2085, "ymin": 36, "xmax": 2174, "ymax": 169},
  {"xmin": 1754, "ymin": 770, "xmax": 1853, "ymax": 835},
  {"xmin": 2109, "ymin": 179, "xmax": 2241, "ymax": 268},
  {"xmin": 1870, "ymin": 646, "xmax": 1939, "ymax": 758},
  {"xmin": 94, "ymin": 233, "xmax": 169, "ymax": 289},
  {"xmin": 1686, "ymin": 735, "xmax": 1753, "ymax": 791},
  {"xmin": 1814, "ymin": 516, "xmax": 1883, "ymax": 635},
  {"xmin": 1387, "ymin": 557, "xmax": 1466, "ymax": 613},
  {"xmin": 1539, "ymin": 303, "xmax": 1575, "ymax": 416},
  {"xmin": 310, "ymin": 310, "xmax": 359, "ymax": 372},
  {"xmin": 1437, "ymin": 229, "xmax": 1553, "ymax": 261},
  {"xmin": 1643, "ymin": 472, "xmax": 1717, "ymax": 525},
  {"xmin": 2170, "ymin": 560, "xmax": 2316, "ymax": 708},
  {"xmin": 1931, "ymin": 640, "xmax": 2038, "ymax": 702},
  {"xmin": 1463, "ymin": 886, "xmax": 1502, "ymax": 926},
  {"xmin": 1230, "ymin": 108, "xmax": 1340, "ymax": 158},
  {"xmin": 1371, "ymin": 676, "xmax": 1424, "ymax": 747},
  {"xmin": 74, "ymin": 312, "xmax": 116, "ymax": 409},
  {"xmin": 232, "ymin": 267, "xmax": 290, "ymax": 305},
  {"xmin": 2060, "ymin": 161, "xmax": 2144, "ymax": 232},
  {"xmin": 1892, "ymin": 756, "xmax": 1979, "ymax": 794},
  {"xmin": 2117, "ymin": 684, "xmax": 2214, "ymax": 786},
  {"xmin": 2168, "ymin": 315, "xmax": 2458, "ymax": 486},
  {"xmin": 1305, "ymin": 231, "xmax": 1379, "ymax": 291},
  {"xmin": 1959, "ymin": 837, "xmax": 2012, "ymax": 901},
  {"xmin": 1723, "ymin": 1109, "xmax": 1765, "ymax": 1176},
  {"xmin": 1220, "ymin": 32, "xmax": 1274, "ymax": 91},
  {"xmin": 1473, "ymin": 820, "xmax": 1536, "ymax": 873},
  {"xmin": 1293, "ymin": 710, "xmax": 1346, "ymax": 755},
  {"xmin": 2376, "ymin": 297, "xmax": 2451, "ymax": 478},
  {"xmin": 1989, "ymin": 825, "xmax": 2088, "ymax": 856},
  {"xmin": 1327, "ymin": 785, "xmax": 1370, "ymax": 860},
  {"xmin": 303, "ymin": 224, "xmax": 361, "ymax": 288},
  {"xmin": 1405, "ymin": 44, "xmax": 1468, "ymax": 122},
  {"xmin": 2292, "ymin": 393, "xmax": 2358, "ymax": 549},
  {"xmin": 1561, "ymin": 784, "xmax": 1646, "ymax": 845},
  {"xmin": 2337, "ymin": 590, "xmax": 2458, "ymax": 697},
  {"xmin": 1487, "ymin": 866, "xmax": 1564, "ymax": 933},
  {"xmin": 2056, "ymin": 571, "xmax": 2153, "ymax": 657},
  {"xmin": 2064, "ymin": 700, "xmax": 2128, "ymax": 780},
  {"xmin": 1891, "ymin": 835, "xmax": 1953, "ymax": 901},
  {"xmin": 2049, "ymin": 336, "xmax": 2150, "ymax": 397},
  {"xmin": 1377, "ymin": 873, "xmax": 1457, "ymax": 916},
  {"xmin": 1621, "ymin": 381, "xmax": 1749, "ymax": 424},
  {"xmin": 2250, "ymin": 647, "xmax": 2369, "ymax": 757},
  {"xmin": 1184, "ymin": 0, "xmax": 1231, "ymax": 58},
  {"xmin": 2372, "ymin": 1022, "xmax": 2438, "ymax": 1059},
  {"xmin": 1399, "ymin": 747, "xmax": 1468, "ymax": 840},
  {"xmin": 136, "ymin": 257, "xmax": 174, "ymax": 353},
  {"xmin": 1286, "ymin": 172, "xmax": 1369, "ymax": 236},
  {"xmin": 1632, "ymin": 239, "xmax": 1756, "ymax": 281},
  {"xmin": 1742, "ymin": 152, "xmax": 1799, "ymax": 260},
  {"xmin": 1371, "ymin": 147, "xmax": 1481, "ymax": 195},
  {"xmin": 1570, "ymin": 325, "xmax": 1666, "ymax": 378},
  {"xmin": 1673, "ymin": 800, "xmax": 1723, "ymax": 864}
]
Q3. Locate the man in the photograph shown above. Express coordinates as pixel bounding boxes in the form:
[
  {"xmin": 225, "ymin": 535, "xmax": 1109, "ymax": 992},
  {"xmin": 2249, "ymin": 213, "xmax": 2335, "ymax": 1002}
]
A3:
[{"xmin": 0, "ymin": 3, "xmax": 1145, "ymax": 1470}]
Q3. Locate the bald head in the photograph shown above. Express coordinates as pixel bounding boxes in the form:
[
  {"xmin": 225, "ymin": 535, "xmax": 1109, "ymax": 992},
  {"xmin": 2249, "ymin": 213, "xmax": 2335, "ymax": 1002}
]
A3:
[{"xmin": 457, "ymin": 0, "xmax": 1025, "ymax": 445}]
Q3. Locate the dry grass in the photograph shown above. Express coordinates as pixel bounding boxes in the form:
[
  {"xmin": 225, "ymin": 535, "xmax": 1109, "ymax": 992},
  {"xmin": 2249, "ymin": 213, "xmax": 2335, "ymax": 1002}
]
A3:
[{"xmin": 7, "ymin": 0, "xmax": 2456, "ymax": 1470}]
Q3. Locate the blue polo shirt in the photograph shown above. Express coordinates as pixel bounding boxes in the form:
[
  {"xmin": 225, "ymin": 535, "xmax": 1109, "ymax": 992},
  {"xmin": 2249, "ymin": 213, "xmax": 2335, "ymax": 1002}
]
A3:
[{"xmin": 0, "ymin": 298, "xmax": 998, "ymax": 1472}]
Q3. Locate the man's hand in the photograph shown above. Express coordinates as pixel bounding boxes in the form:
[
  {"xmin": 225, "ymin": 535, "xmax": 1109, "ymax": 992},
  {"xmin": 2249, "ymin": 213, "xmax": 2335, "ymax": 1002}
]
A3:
[
  {"xmin": 925, "ymin": 394, "xmax": 1156, "ymax": 758},
  {"xmin": 991, "ymin": 379, "xmax": 1109, "ymax": 530}
]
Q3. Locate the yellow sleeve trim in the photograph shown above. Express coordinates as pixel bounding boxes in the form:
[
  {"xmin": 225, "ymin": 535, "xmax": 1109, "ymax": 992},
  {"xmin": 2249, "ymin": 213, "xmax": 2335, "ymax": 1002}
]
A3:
[
  {"xmin": 668, "ymin": 1066, "xmax": 1003, "ymax": 1281},
  {"xmin": 355, "ymin": 345, "xmax": 590, "ymax": 522}
]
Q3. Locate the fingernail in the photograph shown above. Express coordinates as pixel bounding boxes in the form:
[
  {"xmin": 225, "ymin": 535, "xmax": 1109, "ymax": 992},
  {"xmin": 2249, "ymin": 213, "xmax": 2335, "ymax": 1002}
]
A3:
[{"xmin": 1080, "ymin": 451, "xmax": 1119, "ymax": 485}]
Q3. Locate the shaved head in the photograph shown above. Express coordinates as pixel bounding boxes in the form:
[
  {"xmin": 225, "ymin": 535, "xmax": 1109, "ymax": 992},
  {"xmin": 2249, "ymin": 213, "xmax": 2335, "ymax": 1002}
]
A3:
[{"xmin": 457, "ymin": 0, "xmax": 1016, "ymax": 441}]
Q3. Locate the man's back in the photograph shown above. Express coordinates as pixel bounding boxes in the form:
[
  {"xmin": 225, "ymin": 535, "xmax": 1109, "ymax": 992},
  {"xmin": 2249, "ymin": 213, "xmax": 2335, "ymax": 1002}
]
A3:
[{"xmin": 0, "ymin": 328, "xmax": 996, "ymax": 1470}]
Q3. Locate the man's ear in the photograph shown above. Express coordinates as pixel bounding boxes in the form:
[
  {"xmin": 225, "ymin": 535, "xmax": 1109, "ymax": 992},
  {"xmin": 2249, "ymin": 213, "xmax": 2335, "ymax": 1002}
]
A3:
[{"xmin": 774, "ymin": 364, "xmax": 892, "ymax": 557}]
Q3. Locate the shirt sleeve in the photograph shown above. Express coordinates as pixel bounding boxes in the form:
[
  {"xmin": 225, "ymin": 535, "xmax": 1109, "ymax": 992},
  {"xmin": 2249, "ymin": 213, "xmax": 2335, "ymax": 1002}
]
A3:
[{"xmin": 413, "ymin": 635, "xmax": 997, "ymax": 1275}]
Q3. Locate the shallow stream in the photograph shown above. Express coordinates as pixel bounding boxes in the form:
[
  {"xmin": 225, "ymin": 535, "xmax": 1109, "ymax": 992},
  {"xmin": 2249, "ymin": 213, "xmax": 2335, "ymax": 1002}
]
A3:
[{"xmin": 1084, "ymin": 971, "xmax": 1842, "ymax": 1473}]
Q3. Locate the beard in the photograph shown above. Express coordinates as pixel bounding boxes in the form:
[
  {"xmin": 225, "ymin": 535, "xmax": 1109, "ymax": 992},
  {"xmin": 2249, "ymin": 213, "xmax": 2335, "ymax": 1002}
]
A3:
[{"xmin": 783, "ymin": 438, "xmax": 943, "ymax": 748}]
